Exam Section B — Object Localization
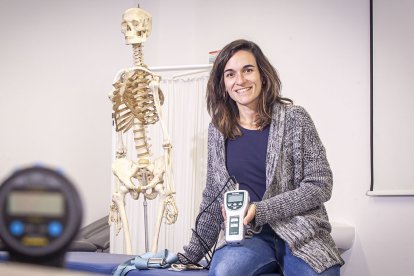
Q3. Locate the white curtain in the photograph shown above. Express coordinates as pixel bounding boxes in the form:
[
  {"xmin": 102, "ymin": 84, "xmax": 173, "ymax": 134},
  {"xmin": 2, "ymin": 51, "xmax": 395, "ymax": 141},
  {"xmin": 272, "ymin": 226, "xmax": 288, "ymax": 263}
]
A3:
[{"xmin": 110, "ymin": 73, "xmax": 211, "ymax": 255}]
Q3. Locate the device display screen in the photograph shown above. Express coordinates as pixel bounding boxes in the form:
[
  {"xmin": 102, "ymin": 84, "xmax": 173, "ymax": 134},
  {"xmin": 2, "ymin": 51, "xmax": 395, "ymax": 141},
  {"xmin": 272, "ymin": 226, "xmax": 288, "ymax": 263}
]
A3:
[
  {"xmin": 227, "ymin": 193, "xmax": 243, "ymax": 203},
  {"xmin": 7, "ymin": 191, "xmax": 64, "ymax": 216}
]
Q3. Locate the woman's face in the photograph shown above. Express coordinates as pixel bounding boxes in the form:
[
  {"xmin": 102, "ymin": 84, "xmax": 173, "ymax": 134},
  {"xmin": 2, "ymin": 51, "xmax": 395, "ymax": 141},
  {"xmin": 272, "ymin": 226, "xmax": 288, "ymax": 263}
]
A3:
[{"xmin": 223, "ymin": 50, "xmax": 262, "ymax": 111}]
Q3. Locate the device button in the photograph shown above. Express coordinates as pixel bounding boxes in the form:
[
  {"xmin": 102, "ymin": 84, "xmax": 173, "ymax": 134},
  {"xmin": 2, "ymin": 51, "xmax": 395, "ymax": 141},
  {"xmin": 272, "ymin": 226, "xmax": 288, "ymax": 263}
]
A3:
[
  {"xmin": 9, "ymin": 220, "xmax": 25, "ymax": 236},
  {"xmin": 48, "ymin": 221, "xmax": 63, "ymax": 237}
]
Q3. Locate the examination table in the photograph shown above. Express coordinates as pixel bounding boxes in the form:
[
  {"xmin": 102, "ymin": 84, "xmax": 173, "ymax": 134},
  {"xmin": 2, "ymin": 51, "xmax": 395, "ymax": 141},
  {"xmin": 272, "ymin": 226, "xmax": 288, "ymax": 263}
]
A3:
[
  {"xmin": 0, "ymin": 220, "xmax": 354, "ymax": 275},
  {"xmin": 0, "ymin": 251, "xmax": 280, "ymax": 275},
  {"xmin": 0, "ymin": 217, "xmax": 353, "ymax": 275}
]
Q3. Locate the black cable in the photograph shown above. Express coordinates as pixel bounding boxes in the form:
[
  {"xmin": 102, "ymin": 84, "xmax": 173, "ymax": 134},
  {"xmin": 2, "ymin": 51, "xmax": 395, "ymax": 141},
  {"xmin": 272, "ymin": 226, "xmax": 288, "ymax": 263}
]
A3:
[
  {"xmin": 177, "ymin": 176, "xmax": 237, "ymax": 268},
  {"xmin": 183, "ymin": 176, "xmax": 236, "ymax": 267},
  {"xmin": 178, "ymin": 176, "xmax": 285, "ymax": 275}
]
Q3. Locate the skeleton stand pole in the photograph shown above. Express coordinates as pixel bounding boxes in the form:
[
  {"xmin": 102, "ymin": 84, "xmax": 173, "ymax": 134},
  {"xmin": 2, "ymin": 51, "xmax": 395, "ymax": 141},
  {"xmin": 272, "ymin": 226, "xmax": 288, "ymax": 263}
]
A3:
[
  {"xmin": 143, "ymin": 197, "xmax": 149, "ymax": 252},
  {"xmin": 142, "ymin": 173, "xmax": 149, "ymax": 252},
  {"xmin": 139, "ymin": 169, "xmax": 149, "ymax": 252}
]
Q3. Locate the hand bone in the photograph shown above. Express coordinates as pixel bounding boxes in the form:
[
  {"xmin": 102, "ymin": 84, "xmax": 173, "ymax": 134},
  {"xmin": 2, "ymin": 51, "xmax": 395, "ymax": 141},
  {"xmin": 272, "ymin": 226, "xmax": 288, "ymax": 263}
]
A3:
[
  {"xmin": 164, "ymin": 194, "xmax": 178, "ymax": 224},
  {"xmin": 109, "ymin": 201, "xmax": 122, "ymax": 235}
]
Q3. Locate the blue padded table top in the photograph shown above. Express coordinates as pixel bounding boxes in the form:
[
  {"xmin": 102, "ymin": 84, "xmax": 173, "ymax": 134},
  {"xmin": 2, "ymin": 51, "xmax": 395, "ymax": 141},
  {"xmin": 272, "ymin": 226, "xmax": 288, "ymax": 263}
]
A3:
[
  {"xmin": 66, "ymin": 252, "xmax": 209, "ymax": 275},
  {"xmin": 1, "ymin": 251, "xmax": 280, "ymax": 275},
  {"xmin": 1, "ymin": 251, "xmax": 208, "ymax": 275}
]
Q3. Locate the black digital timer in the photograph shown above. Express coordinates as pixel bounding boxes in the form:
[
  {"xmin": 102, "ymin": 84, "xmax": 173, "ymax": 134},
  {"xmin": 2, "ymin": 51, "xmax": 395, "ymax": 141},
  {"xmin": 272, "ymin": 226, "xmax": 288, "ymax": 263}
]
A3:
[{"xmin": 0, "ymin": 166, "xmax": 83, "ymax": 267}]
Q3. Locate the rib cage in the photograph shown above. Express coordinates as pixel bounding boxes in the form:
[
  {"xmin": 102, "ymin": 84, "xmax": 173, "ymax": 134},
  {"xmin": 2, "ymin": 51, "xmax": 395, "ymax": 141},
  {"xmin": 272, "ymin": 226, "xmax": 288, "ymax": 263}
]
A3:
[{"xmin": 111, "ymin": 69, "xmax": 164, "ymax": 133}]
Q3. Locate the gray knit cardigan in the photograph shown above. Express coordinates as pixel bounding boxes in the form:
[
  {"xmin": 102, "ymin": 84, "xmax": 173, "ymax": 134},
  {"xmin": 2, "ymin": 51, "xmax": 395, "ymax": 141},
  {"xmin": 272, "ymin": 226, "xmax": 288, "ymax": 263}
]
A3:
[{"xmin": 181, "ymin": 103, "xmax": 345, "ymax": 273}]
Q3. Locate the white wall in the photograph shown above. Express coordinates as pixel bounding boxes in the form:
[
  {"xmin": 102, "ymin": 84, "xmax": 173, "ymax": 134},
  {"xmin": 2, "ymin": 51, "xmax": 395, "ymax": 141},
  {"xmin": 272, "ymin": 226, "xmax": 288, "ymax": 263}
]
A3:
[
  {"xmin": 1, "ymin": 0, "xmax": 413, "ymax": 275},
  {"xmin": 0, "ymin": 0, "xmax": 136, "ymax": 225}
]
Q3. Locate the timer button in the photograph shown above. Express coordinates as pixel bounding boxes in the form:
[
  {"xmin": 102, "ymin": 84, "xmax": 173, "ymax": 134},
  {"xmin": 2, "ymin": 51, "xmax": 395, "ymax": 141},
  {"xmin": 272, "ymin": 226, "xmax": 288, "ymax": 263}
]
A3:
[
  {"xmin": 48, "ymin": 221, "xmax": 63, "ymax": 237},
  {"xmin": 9, "ymin": 220, "xmax": 25, "ymax": 236}
]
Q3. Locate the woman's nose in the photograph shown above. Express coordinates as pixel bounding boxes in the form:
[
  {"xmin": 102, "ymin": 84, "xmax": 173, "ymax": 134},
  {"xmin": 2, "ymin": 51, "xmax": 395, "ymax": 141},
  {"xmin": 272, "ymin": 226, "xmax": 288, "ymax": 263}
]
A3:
[{"xmin": 235, "ymin": 72, "xmax": 245, "ymax": 85}]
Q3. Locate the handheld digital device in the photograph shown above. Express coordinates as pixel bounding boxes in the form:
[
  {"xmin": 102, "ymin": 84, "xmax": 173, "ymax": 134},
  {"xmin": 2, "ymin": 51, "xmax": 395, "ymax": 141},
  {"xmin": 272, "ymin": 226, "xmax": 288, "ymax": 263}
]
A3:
[
  {"xmin": 0, "ymin": 166, "xmax": 83, "ymax": 267},
  {"xmin": 224, "ymin": 190, "xmax": 249, "ymax": 244}
]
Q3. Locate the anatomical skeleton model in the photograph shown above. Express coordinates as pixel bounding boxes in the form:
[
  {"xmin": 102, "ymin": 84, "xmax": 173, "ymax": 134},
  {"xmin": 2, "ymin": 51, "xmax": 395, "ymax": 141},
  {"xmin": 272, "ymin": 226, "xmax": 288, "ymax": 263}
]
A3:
[{"xmin": 108, "ymin": 7, "xmax": 178, "ymax": 254}]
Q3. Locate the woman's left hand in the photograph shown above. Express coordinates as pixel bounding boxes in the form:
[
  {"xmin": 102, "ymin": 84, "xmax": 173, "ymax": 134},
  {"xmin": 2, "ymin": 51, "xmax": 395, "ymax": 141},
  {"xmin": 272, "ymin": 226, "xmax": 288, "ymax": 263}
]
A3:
[{"xmin": 243, "ymin": 203, "xmax": 256, "ymax": 225}]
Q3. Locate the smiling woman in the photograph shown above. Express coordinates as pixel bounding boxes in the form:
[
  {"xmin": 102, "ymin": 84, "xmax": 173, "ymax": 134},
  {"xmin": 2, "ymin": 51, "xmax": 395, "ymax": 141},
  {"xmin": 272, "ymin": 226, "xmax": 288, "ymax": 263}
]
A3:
[{"xmin": 178, "ymin": 39, "xmax": 344, "ymax": 276}]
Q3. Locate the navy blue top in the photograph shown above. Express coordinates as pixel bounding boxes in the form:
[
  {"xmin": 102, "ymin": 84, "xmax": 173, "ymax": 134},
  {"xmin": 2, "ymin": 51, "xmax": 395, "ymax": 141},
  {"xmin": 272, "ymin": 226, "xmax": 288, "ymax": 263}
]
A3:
[{"xmin": 225, "ymin": 125, "xmax": 270, "ymax": 202}]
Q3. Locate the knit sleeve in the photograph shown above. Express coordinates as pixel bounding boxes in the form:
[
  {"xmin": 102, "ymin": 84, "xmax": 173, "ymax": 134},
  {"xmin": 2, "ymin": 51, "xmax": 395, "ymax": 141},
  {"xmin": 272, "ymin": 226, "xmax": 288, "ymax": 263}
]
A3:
[
  {"xmin": 255, "ymin": 106, "xmax": 333, "ymax": 224},
  {"xmin": 178, "ymin": 123, "xmax": 223, "ymax": 264}
]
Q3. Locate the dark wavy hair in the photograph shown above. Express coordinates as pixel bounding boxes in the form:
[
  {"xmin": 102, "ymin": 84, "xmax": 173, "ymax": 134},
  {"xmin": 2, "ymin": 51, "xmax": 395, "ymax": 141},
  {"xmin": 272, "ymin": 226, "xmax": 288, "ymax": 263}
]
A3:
[{"xmin": 206, "ymin": 39, "xmax": 292, "ymax": 139}]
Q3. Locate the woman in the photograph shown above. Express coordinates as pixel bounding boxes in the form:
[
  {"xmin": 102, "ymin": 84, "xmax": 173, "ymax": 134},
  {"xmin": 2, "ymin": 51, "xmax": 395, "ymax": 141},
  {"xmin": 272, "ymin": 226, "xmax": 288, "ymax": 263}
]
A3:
[{"xmin": 178, "ymin": 39, "xmax": 344, "ymax": 275}]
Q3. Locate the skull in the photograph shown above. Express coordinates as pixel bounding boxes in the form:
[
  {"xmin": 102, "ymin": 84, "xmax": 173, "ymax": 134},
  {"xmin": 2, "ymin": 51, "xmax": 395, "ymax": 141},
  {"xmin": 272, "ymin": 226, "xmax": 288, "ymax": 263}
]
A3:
[{"xmin": 121, "ymin": 8, "xmax": 152, "ymax": 44}]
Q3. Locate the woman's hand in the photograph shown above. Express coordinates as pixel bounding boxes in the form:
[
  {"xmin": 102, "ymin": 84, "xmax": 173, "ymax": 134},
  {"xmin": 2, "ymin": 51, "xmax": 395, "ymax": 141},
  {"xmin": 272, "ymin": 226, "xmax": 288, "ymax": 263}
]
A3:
[
  {"xmin": 222, "ymin": 203, "xmax": 256, "ymax": 226},
  {"xmin": 243, "ymin": 203, "xmax": 256, "ymax": 225}
]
